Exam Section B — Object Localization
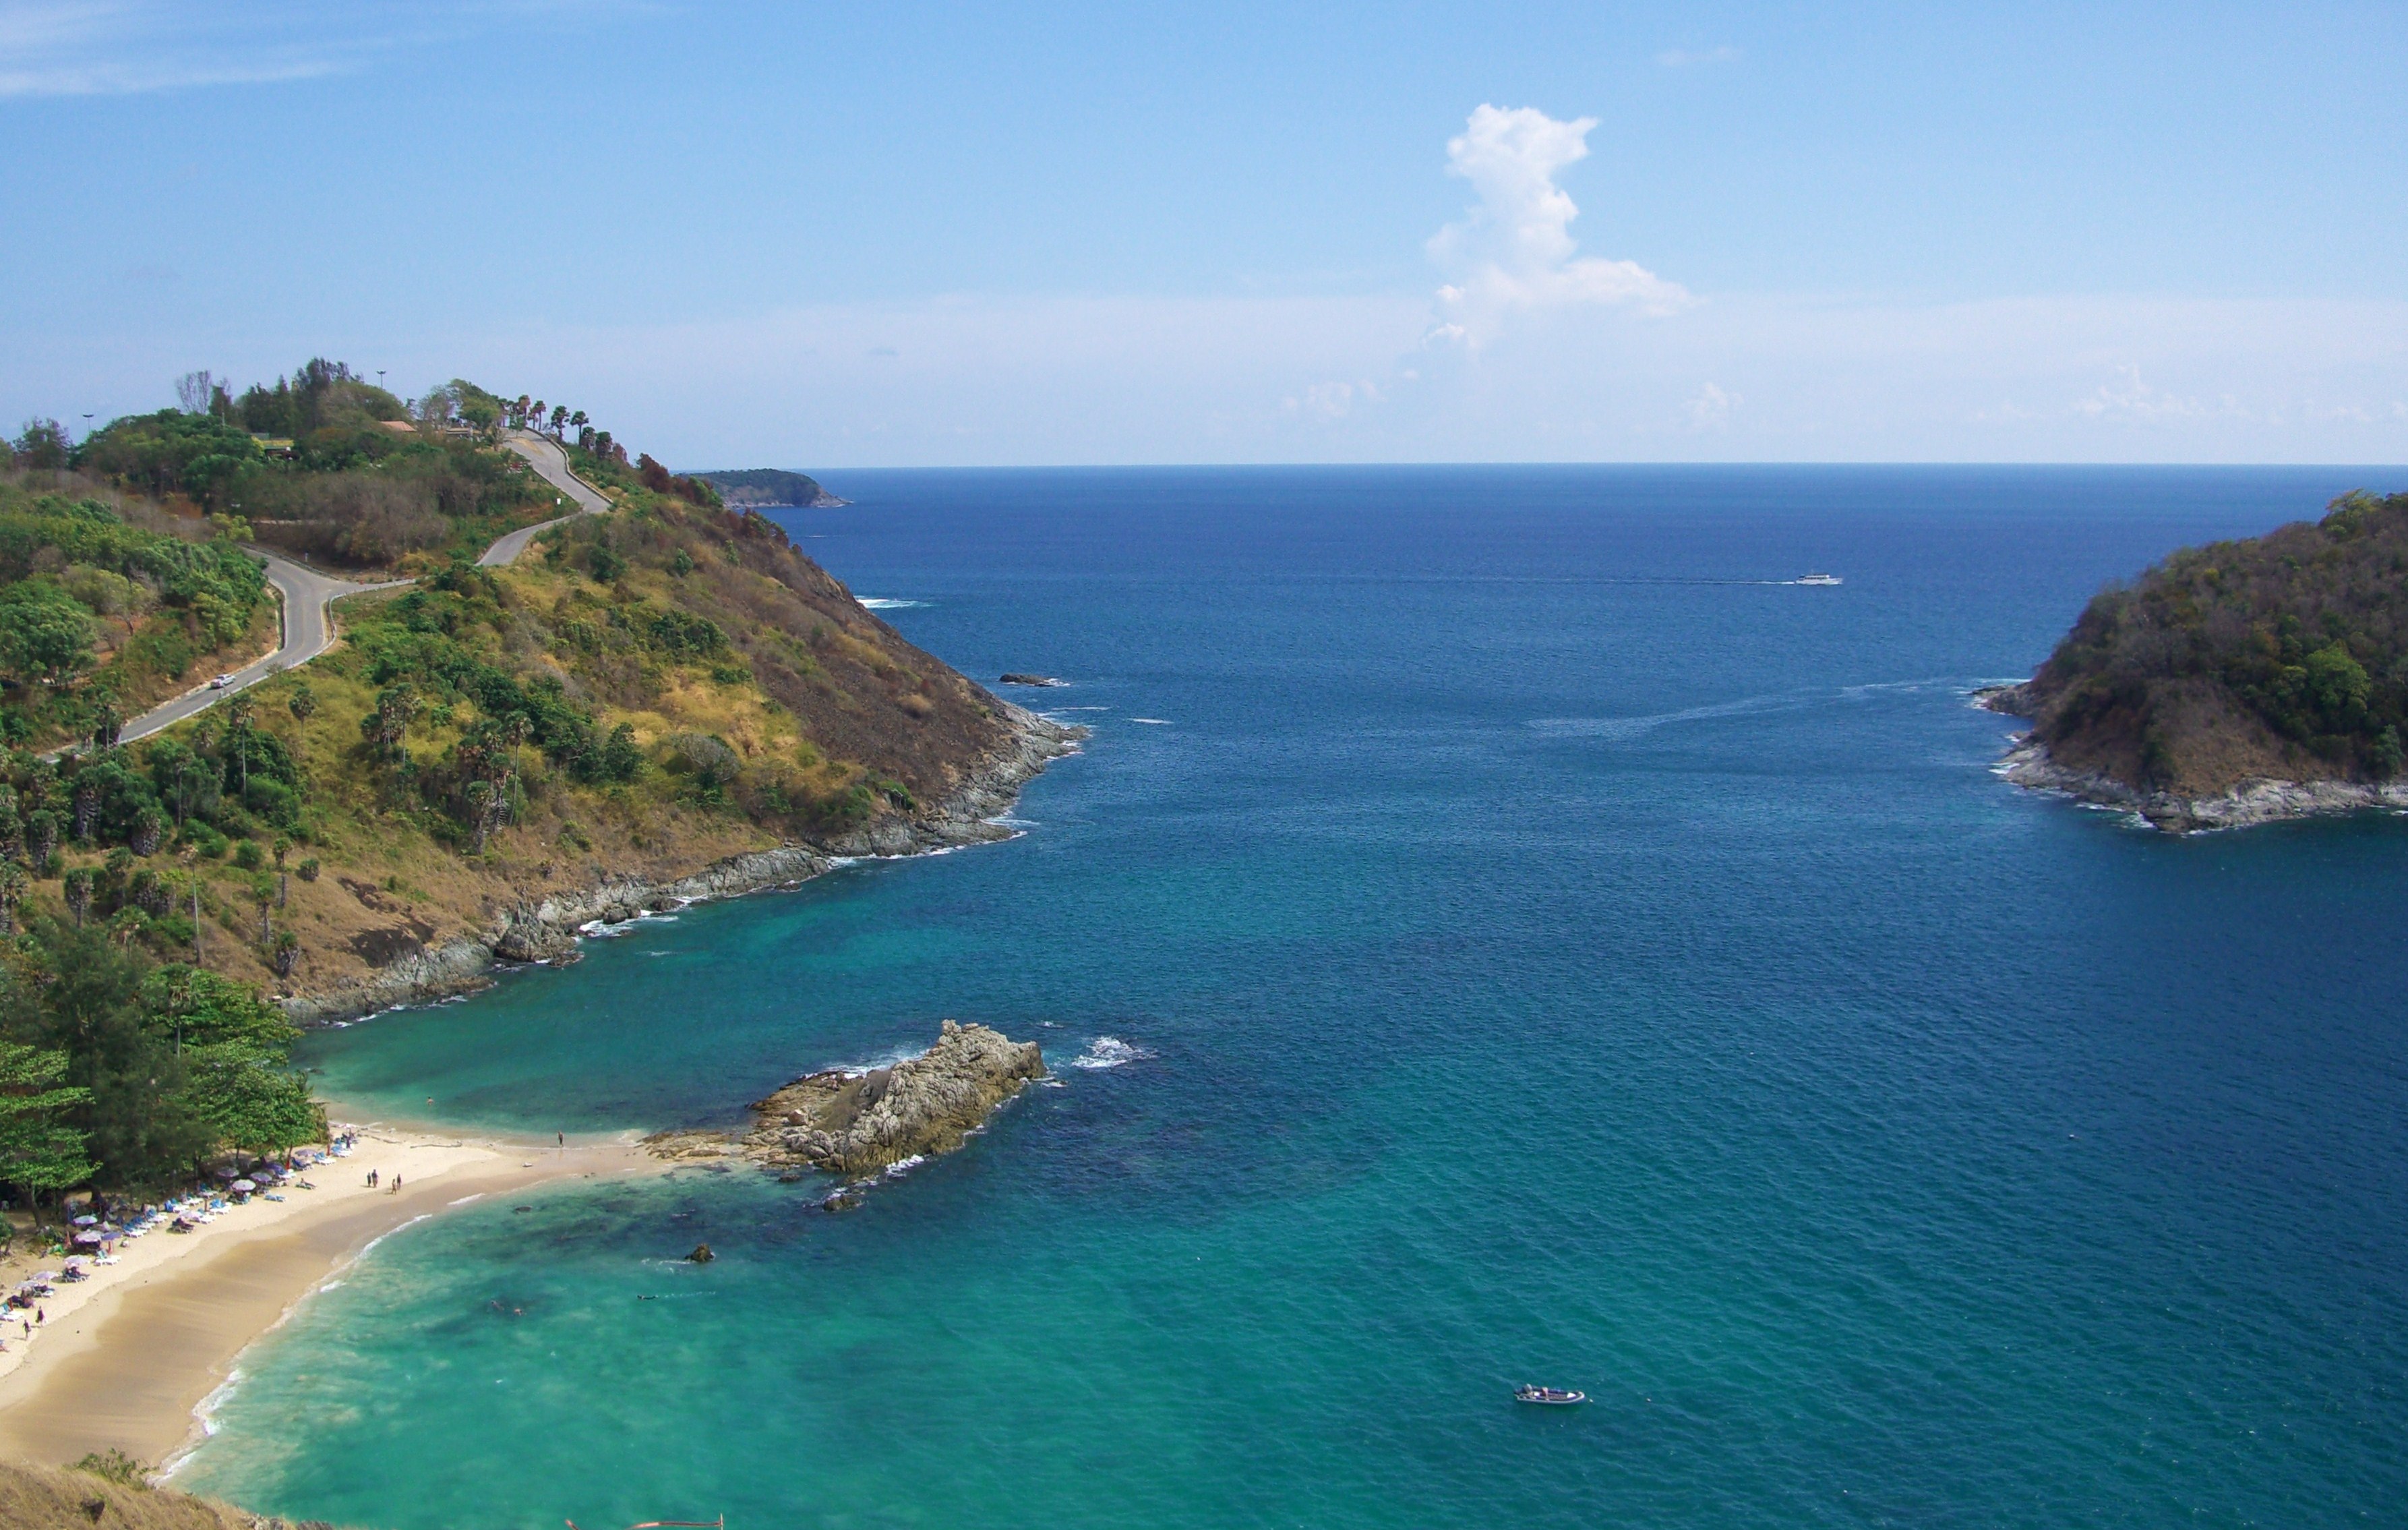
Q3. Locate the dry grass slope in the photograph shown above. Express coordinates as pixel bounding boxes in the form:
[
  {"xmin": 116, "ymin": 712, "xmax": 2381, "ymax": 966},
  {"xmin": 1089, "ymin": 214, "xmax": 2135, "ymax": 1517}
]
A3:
[{"xmin": 0, "ymin": 1459, "xmax": 340, "ymax": 1530}]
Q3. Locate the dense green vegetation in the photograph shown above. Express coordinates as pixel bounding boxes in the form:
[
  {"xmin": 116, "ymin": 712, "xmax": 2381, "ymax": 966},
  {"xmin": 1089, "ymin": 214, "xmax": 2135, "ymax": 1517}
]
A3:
[
  {"xmin": 2024, "ymin": 490, "xmax": 2408, "ymax": 789},
  {"xmin": 0, "ymin": 482, "xmax": 269, "ymax": 744},
  {"xmin": 0, "ymin": 925, "xmax": 320, "ymax": 1206},
  {"xmin": 0, "ymin": 361, "xmax": 1009, "ymax": 1214}
]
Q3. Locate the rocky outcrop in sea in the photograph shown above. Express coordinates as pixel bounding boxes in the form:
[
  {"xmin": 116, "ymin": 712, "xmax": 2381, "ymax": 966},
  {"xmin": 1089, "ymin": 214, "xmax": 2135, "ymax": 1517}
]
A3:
[{"xmin": 646, "ymin": 1020, "xmax": 1046, "ymax": 1177}]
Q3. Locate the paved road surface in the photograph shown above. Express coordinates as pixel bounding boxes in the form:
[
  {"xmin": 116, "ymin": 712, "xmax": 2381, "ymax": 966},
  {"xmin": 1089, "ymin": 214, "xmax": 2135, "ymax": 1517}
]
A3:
[
  {"xmin": 118, "ymin": 555, "xmax": 409, "ymax": 746},
  {"xmin": 96, "ymin": 434, "xmax": 608, "ymax": 748},
  {"xmin": 481, "ymin": 430, "xmax": 611, "ymax": 566}
]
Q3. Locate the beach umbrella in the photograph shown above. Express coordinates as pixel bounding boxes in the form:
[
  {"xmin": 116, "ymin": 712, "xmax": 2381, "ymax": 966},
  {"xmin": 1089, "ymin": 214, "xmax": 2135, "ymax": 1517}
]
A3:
[
  {"xmin": 71, "ymin": 1231, "xmax": 102, "ymax": 1245},
  {"xmin": 214, "ymin": 1166, "xmax": 237, "ymax": 1179},
  {"xmin": 69, "ymin": 1214, "xmax": 97, "ymax": 1227},
  {"xmin": 231, "ymin": 1179, "xmax": 258, "ymax": 1192}
]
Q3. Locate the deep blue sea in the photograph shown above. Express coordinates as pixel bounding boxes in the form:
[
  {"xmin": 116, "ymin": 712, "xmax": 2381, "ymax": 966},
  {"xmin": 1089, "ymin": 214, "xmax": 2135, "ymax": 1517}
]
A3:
[{"xmin": 181, "ymin": 467, "xmax": 2408, "ymax": 1527}]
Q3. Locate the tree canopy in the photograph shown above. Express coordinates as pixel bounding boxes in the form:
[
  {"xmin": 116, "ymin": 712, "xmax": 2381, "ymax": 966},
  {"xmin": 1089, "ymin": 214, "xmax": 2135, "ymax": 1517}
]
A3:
[{"xmin": 2019, "ymin": 490, "xmax": 2408, "ymax": 793}]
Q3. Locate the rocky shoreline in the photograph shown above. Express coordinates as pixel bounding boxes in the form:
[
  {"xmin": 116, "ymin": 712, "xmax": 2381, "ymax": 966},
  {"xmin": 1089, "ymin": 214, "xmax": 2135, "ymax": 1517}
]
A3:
[
  {"xmin": 283, "ymin": 705, "xmax": 1083, "ymax": 1025},
  {"xmin": 1977, "ymin": 686, "xmax": 2408, "ymax": 833},
  {"xmin": 646, "ymin": 1020, "xmax": 1046, "ymax": 1179}
]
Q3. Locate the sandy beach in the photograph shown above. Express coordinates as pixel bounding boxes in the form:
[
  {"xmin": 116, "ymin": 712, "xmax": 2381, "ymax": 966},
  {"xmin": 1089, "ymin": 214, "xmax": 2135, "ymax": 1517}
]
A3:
[{"xmin": 0, "ymin": 1120, "xmax": 651, "ymax": 1472}]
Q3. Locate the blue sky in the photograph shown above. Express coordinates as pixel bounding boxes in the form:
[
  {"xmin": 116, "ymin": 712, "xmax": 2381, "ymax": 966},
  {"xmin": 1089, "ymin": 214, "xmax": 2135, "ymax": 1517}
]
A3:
[{"xmin": 4, "ymin": 1, "xmax": 2405, "ymax": 466}]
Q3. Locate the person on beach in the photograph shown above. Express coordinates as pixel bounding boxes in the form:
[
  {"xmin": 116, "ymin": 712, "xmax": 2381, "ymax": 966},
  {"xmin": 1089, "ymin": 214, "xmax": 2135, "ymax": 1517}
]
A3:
[{"xmin": 390, "ymin": 1175, "xmax": 402, "ymax": 1194}]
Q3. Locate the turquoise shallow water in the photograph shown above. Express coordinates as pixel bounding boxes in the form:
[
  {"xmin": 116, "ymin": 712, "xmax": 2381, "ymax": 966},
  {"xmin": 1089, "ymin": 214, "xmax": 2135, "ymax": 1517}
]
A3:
[{"xmin": 182, "ymin": 467, "xmax": 2408, "ymax": 1527}]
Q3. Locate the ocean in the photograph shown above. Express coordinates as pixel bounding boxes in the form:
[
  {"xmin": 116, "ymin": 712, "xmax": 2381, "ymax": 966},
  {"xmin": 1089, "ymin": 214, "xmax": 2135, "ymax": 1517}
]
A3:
[{"xmin": 179, "ymin": 466, "xmax": 2408, "ymax": 1527}]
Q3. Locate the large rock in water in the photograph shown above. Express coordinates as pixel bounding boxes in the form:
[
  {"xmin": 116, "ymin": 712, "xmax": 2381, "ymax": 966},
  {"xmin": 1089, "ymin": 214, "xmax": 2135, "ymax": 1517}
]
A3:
[{"xmin": 649, "ymin": 1021, "xmax": 1045, "ymax": 1177}]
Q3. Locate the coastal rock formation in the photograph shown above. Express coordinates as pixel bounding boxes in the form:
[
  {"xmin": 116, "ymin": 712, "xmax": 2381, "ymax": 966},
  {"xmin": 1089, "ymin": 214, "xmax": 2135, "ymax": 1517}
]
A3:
[
  {"xmin": 1982, "ymin": 712, "xmax": 2408, "ymax": 833},
  {"xmin": 282, "ymin": 707, "xmax": 1081, "ymax": 1025},
  {"xmin": 648, "ymin": 1020, "xmax": 1045, "ymax": 1178},
  {"xmin": 999, "ymin": 672, "xmax": 1066, "ymax": 687},
  {"xmin": 1982, "ymin": 490, "xmax": 2408, "ymax": 832}
]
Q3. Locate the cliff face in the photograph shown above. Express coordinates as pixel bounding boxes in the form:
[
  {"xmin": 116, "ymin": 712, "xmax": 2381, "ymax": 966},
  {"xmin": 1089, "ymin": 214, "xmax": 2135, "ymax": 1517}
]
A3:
[
  {"xmin": 20, "ymin": 465, "xmax": 1082, "ymax": 1021},
  {"xmin": 1992, "ymin": 490, "xmax": 2408, "ymax": 827},
  {"xmin": 649, "ymin": 1020, "xmax": 1046, "ymax": 1177}
]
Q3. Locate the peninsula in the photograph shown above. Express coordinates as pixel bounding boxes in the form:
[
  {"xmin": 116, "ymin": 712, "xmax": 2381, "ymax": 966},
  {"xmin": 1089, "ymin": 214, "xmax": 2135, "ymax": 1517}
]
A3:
[
  {"xmin": 0, "ymin": 364, "xmax": 1082, "ymax": 1482},
  {"xmin": 691, "ymin": 468, "xmax": 848, "ymax": 509},
  {"xmin": 1983, "ymin": 489, "xmax": 2408, "ymax": 831},
  {"xmin": 1, "ymin": 364, "xmax": 1080, "ymax": 1022}
]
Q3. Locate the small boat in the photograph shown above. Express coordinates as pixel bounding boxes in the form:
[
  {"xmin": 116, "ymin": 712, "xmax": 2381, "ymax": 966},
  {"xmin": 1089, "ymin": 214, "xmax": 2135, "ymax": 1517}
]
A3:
[
  {"xmin": 1514, "ymin": 1384, "xmax": 1587, "ymax": 1405},
  {"xmin": 1795, "ymin": 572, "xmax": 1842, "ymax": 587}
]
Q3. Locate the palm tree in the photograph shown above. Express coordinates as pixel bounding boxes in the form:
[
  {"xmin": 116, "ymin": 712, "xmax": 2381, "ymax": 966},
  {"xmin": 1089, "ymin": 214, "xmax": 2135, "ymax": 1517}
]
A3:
[
  {"xmin": 62, "ymin": 869, "xmax": 92, "ymax": 929},
  {"xmin": 0, "ymin": 862, "xmax": 26, "ymax": 935},
  {"xmin": 226, "ymin": 695, "xmax": 256, "ymax": 794},
  {"xmin": 273, "ymin": 836, "xmax": 291, "ymax": 908},
  {"xmin": 179, "ymin": 846, "xmax": 203, "ymax": 962}
]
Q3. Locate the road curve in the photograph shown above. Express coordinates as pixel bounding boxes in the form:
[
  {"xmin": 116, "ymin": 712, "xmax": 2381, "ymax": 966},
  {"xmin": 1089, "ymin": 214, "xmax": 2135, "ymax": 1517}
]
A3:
[
  {"xmin": 481, "ymin": 430, "xmax": 611, "ymax": 566},
  {"xmin": 96, "ymin": 434, "xmax": 608, "ymax": 748},
  {"xmin": 117, "ymin": 555, "xmax": 409, "ymax": 746}
]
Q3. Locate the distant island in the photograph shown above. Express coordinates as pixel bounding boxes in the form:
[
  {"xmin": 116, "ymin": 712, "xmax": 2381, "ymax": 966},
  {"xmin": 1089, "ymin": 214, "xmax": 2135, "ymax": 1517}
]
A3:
[
  {"xmin": 1983, "ymin": 490, "xmax": 2408, "ymax": 831},
  {"xmin": 691, "ymin": 468, "xmax": 848, "ymax": 508}
]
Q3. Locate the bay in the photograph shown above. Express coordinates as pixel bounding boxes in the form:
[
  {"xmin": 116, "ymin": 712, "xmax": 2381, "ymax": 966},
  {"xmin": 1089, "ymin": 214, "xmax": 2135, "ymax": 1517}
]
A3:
[{"xmin": 182, "ymin": 466, "xmax": 2408, "ymax": 1527}]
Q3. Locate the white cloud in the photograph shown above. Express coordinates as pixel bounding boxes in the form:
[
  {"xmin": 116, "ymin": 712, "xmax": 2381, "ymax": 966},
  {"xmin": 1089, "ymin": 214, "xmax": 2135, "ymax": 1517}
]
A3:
[
  {"xmin": 0, "ymin": 2, "xmax": 349, "ymax": 96},
  {"xmin": 2073, "ymin": 364, "xmax": 2217, "ymax": 422},
  {"xmin": 1656, "ymin": 46, "xmax": 1740, "ymax": 67},
  {"xmin": 1685, "ymin": 382, "xmax": 1739, "ymax": 430},
  {"xmin": 1425, "ymin": 105, "xmax": 1690, "ymax": 343}
]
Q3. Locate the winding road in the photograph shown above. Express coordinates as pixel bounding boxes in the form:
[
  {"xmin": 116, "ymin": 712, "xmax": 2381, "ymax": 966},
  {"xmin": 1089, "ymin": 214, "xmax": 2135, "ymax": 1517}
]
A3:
[
  {"xmin": 104, "ymin": 432, "xmax": 610, "ymax": 747},
  {"xmin": 482, "ymin": 430, "xmax": 611, "ymax": 566}
]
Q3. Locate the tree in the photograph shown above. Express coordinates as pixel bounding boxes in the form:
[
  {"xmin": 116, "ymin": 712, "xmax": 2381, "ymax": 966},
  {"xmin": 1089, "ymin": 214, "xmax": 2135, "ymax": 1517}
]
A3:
[
  {"xmin": 24, "ymin": 808, "xmax": 57, "ymax": 866},
  {"xmin": 12, "ymin": 419, "xmax": 71, "ymax": 470},
  {"xmin": 0, "ymin": 1041, "xmax": 94, "ymax": 1210},
  {"xmin": 253, "ymin": 875, "xmax": 274, "ymax": 948},
  {"xmin": 549, "ymin": 405, "xmax": 569, "ymax": 440},
  {"xmin": 287, "ymin": 682, "xmax": 317, "ymax": 722},
  {"xmin": 272, "ymin": 931, "xmax": 299, "ymax": 980},
  {"xmin": 148, "ymin": 739, "xmax": 218, "ymax": 827},
  {"xmin": 175, "ymin": 370, "xmax": 220, "ymax": 415},
  {"xmin": 224, "ymin": 695, "xmax": 256, "ymax": 794},
  {"xmin": 141, "ymin": 965, "xmax": 318, "ymax": 1159},
  {"xmin": 11, "ymin": 922, "xmax": 213, "ymax": 1189},
  {"xmin": 140, "ymin": 965, "xmax": 295, "ymax": 1055},
  {"xmin": 185, "ymin": 1048, "xmax": 323, "ymax": 1159},
  {"xmin": 0, "ymin": 861, "xmax": 26, "ymax": 935},
  {"xmin": 361, "ymin": 682, "xmax": 421, "ymax": 761},
  {"xmin": 62, "ymin": 869, "xmax": 92, "ymax": 929},
  {"xmin": 272, "ymin": 835, "xmax": 290, "ymax": 908},
  {"xmin": 0, "ymin": 580, "xmax": 97, "ymax": 687},
  {"xmin": 90, "ymin": 699, "xmax": 122, "ymax": 750},
  {"xmin": 179, "ymin": 847, "xmax": 202, "ymax": 962}
]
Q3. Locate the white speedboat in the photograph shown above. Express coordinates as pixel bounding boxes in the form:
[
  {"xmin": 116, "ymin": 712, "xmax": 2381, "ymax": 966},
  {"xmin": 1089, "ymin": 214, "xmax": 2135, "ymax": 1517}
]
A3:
[{"xmin": 1795, "ymin": 572, "xmax": 1842, "ymax": 586}]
